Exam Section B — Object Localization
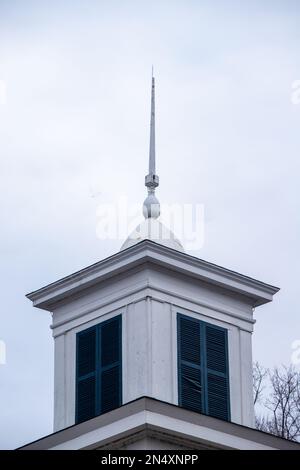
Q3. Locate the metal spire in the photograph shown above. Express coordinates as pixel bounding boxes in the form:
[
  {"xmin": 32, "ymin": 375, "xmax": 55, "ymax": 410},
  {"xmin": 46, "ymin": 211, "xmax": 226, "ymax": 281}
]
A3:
[
  {"xmin": 143, "ymin": 70, "xmax": 160, "ymax": 219},
  {"xmin": 149, "ymin": 69, "xmax": 156, "ymax": 174}
]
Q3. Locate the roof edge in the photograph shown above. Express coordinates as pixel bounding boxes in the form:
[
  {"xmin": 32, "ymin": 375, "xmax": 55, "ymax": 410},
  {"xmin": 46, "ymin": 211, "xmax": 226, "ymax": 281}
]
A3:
[
  {"xmin": 26, "ymin": 240, "xmax": 280, "ymax": 311},
  {"xmin": 18, "ymin": 396, "xmax": 299, "ymax": 450}
]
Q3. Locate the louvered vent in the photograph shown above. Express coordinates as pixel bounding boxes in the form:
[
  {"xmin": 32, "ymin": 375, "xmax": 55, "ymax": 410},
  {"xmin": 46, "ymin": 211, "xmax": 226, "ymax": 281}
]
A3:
[
  {"xmin": 76, "ymin": 315, "xmax": 122, "ymax": 424},
  {"xmin": 178, "ymin": 313, "xmax": 230, "ymax": 421}
]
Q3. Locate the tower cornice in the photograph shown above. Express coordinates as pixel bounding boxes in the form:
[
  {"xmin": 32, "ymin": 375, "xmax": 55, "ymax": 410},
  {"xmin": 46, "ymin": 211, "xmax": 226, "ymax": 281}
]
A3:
[{"xmin": 26, "ymin": 240, "xmax": 279, "ymax": 311}]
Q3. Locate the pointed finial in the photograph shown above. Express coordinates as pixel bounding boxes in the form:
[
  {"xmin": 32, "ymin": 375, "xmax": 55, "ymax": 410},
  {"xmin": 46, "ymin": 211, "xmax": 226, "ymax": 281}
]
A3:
[{"xmin": 143, "ymin": 71, "xmax": 160, "ymax": 219}]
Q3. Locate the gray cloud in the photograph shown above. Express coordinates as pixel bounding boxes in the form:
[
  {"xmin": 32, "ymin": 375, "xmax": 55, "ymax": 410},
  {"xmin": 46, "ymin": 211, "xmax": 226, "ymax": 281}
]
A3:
[{"xmin": 0, "ymin": 0, "xmax": 300, "ymax": 448}]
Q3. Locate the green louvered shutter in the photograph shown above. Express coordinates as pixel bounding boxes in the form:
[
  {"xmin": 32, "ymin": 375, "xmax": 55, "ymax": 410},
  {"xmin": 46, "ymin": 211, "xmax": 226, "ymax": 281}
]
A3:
[
  {"xmin": 177, "ymin": 314, "xmax": 203, "ymax": 413},
  {"xmin": 205, "ymin": 323, "xmax": 230, "ymax": 421},
  {"xmin": 178, "ymin": 313, "xmax": 230, "ymax": 421},
  {"xmin": 76, "ymin": 315, "xmax": 122, "ymax": 424},
  {"xmin": 76, "ymin": 326, "xmax": 97, "ymax": 423},
  {"xmin": 99, "ymin": 315, "xmax": 122, "ymax": 414}
]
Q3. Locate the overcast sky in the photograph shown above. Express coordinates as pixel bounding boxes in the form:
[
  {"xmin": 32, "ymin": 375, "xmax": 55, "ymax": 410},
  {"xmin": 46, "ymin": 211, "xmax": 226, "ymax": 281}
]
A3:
[{"xmin": 0, "ymin": 0, "xmax": 300, "ymax": 449}]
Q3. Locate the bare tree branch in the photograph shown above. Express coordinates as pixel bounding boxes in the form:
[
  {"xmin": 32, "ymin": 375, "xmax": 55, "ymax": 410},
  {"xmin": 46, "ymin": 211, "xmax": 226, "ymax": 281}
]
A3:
[
  {"xmin": 253, "ymin": 361, "xmax": 268, "ymax": 406},
  {"xmin": 253, "ymin": 363, "xmax": 300, "ymax": 442}
]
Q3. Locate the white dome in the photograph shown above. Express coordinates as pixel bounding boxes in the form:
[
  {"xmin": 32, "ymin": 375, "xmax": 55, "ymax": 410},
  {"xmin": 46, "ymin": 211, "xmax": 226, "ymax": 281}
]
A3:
[{"xmin": 120, "ymin": 218, "xmax": 185, "ymax": 252}]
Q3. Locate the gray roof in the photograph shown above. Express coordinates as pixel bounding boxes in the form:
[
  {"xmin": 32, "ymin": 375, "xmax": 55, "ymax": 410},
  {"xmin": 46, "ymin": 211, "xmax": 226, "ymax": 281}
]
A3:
[{"xmin": 19, "ymin": 396, "xmax": 300, "ymax": 450}]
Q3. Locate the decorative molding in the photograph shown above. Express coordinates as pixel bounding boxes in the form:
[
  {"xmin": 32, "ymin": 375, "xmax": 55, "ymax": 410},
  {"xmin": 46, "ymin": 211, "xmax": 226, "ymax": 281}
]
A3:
[{"xmin": 51, "ymin": 280, "xmax": 255, "ymax": 337}]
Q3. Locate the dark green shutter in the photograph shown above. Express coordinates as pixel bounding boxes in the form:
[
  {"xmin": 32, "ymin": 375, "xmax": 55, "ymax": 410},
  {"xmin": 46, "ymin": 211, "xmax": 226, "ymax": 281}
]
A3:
[
  {"xmin": 100, "ymin": 316, "xmax": 122, "ymax": 414},
  {"xmin": 178, "ymin": 314, "xmax": 230, "ymax": 421},
  {"xmin": 76, "ymin": 327, "xmax": 97, "ymax": 423},
  {"xmin": 205, "ymin": 324, "xmax": 230, "ymax": 421},
  {"xmin": 76, "ymin": 315, "xmax": 122, "ymax": 424},
  {"xmin": 178, "ymin": 315, "xmax": 203, "ymax": 413}
]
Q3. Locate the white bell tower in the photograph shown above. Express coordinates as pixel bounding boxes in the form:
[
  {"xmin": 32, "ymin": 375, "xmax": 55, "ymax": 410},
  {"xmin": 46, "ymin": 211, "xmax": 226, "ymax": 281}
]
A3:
[
  {"xmin": 27, "ymin": 239, "xmax": 278, "ymax": 432},
  {"xmin": 26, "ymin": 75, "xmax": 279, "ymax": 448}
]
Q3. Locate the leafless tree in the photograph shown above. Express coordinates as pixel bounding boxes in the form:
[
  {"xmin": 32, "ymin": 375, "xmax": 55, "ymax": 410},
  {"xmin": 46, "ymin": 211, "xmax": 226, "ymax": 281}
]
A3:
[
  {"xmin": 253, "ymin": 363, "xmax": 300, "ymax": 442},
  {"xmin": 265, "ymin": 366, "xmax": 300, "ymax": 441},
  {"xmin": 253, "ymin": 361, "xmax": 268, "ymax": 406}
]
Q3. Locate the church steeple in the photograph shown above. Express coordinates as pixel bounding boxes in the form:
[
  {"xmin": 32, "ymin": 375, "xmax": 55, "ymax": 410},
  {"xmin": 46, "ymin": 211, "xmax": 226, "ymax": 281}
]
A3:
[
  {"xmin": 24, "ymin": 70, "xmax": 282, "ymax": 449},
  {"xmin": 143, "ymin": 72, "xmax": 160, "ymax": 219},
  {"xmin": 146, "ymin": 71, "xmax": 158, "ymax": 185},
  {"xmin": 120, "ymin": 72, "xmax": 184, "ymax": 252}
]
